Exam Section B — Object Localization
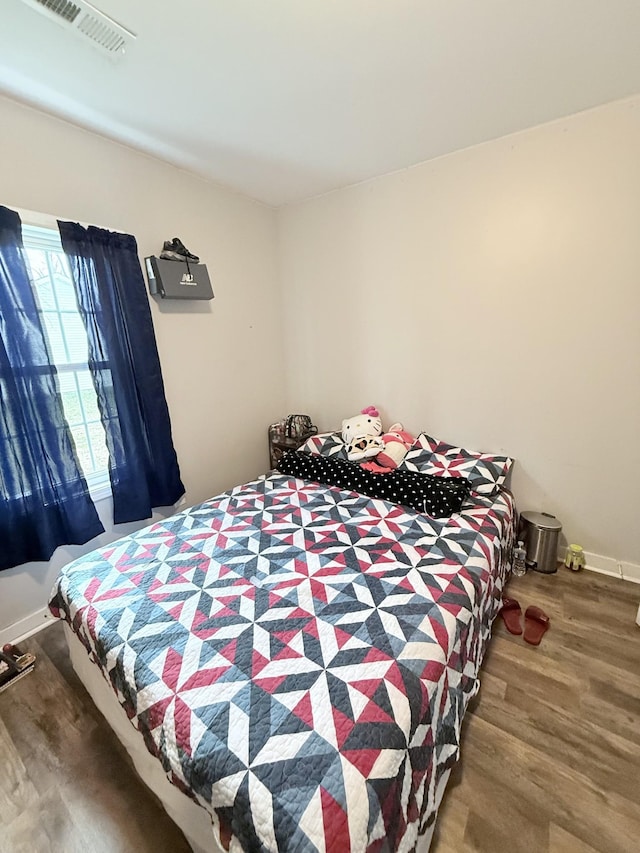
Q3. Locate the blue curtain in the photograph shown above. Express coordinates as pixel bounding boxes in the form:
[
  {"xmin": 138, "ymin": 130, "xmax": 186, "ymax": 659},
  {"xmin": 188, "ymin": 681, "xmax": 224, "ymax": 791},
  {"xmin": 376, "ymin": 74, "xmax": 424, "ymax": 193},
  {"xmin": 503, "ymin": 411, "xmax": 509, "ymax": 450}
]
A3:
[
  {"xmin": 58, "ymin": 221, "xmax": 184, "ymax": 524},
  {"xmin": 0, "ymin": 206, "xmax": 104, "ymax": 571}
]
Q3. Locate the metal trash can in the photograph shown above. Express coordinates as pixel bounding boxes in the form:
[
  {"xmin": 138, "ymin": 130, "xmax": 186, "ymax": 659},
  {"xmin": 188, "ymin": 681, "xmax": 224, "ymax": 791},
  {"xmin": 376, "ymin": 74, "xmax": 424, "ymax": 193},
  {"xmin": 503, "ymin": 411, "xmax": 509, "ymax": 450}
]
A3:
[{"xmin": 518, "ymin": 511, "xmax": 562, "ymax": 574}]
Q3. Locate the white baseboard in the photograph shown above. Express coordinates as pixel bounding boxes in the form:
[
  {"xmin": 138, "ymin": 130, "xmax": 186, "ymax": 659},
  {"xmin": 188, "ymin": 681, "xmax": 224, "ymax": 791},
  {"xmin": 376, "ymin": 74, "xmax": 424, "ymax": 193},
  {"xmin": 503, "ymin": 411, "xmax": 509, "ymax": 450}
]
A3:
[
  {"xmin": 577, "ymin": 551, "xmax": 640, "ymax": 585},
  {"xmin": 0, "ymin": 607, "xmax": 55, "ymax": 648}
]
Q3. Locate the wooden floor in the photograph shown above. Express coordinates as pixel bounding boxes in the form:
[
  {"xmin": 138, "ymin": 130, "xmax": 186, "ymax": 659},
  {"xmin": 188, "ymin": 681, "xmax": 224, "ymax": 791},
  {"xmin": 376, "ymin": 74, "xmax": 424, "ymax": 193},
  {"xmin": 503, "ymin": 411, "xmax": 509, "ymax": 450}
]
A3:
[
  {"xmin": 0, "ymin": 622, "xmax": 191, "ymax": 853},
  {"xmin": 1, "ymin": 568, "xmax": 639, "ymax": 852},
  {"xmin": 432, "ymin": 567, "xmax": 640, "ymax": 853}
]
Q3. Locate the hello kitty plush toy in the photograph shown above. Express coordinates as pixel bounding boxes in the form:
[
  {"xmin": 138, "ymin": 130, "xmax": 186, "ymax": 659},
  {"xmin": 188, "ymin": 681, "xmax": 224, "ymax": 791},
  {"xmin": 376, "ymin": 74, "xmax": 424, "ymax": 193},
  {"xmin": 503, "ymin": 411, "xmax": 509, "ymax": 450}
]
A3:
[
  {"xmin": 341, "ymin": 405, "xmax": 384, "ymax": 461},
  {"xmin": 361, "ymin": 423, "xmax": 415, "ymax": 473}
]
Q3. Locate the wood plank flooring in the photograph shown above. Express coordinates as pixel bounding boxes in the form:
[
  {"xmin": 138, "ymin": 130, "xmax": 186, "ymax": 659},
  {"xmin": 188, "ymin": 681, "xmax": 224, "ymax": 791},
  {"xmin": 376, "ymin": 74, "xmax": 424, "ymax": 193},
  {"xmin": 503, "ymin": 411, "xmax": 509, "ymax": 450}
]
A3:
[
  {"xmin": 432, "ymin": 567, "xmax": 640, "ymax": 853},
  {"xmin": 0, "ymin": 623, "xmax": 191, "ymax": 853},
  {"xmin": 0, "ymin": 568, "xmax": 639, "ymax": 852}
]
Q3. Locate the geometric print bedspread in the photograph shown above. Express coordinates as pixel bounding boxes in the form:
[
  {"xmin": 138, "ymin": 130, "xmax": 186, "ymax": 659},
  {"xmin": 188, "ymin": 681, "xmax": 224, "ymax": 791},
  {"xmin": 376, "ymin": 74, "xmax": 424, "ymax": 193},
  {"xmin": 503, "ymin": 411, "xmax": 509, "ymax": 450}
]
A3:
[{"xmin": 49, "ymin": 473, "xmax": 516, "ymax": 853}]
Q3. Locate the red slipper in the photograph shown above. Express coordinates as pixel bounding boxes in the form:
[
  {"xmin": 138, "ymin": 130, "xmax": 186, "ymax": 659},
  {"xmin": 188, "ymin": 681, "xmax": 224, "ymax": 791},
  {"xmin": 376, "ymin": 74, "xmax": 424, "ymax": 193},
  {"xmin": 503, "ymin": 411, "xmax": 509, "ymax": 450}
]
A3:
[
  {"xmin": 499, "ymin": 597, "xmax": 522, "ymax": 635},
  {"xmin": 523, "ymin": 606, "xmax": 550, "ymax": 646}
]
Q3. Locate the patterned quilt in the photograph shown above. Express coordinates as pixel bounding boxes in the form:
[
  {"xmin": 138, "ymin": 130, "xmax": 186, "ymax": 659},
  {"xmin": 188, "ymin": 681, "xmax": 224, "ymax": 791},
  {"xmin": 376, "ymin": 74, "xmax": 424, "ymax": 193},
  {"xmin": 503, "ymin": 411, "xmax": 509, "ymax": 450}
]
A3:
[{"xmin": 49, "ymin": 473, "xmax": 516, "ymax": 853}]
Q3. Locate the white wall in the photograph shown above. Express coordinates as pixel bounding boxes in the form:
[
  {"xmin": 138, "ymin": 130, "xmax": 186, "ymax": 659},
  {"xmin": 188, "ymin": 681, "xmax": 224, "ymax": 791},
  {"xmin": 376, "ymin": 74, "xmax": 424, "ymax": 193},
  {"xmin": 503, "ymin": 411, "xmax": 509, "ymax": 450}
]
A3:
[
  {"xmin": 0, "ymin": 94, "xmax": 285, "ymax": 641},
  {"xmin": 277, "ymin": 97, "xmax": 640, "ymax": 570}
]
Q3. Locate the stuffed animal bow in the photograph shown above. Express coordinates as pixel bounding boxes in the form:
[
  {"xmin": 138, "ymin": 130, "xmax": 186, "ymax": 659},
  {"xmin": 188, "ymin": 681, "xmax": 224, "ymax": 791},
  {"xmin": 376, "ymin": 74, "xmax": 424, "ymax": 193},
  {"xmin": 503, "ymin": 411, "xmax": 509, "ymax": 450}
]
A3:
[{"xmin": 342, "ymin": 406, "xmax": 384, "ymax": 461}]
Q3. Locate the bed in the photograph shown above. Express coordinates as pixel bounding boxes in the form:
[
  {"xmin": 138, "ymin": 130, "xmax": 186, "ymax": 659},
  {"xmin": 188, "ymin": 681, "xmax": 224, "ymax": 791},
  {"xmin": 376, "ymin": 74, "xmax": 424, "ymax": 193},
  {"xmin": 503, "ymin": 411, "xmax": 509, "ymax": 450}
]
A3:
[{"xmin": 49, "ymin": 438, "xmax": 516, "ymax": 853}]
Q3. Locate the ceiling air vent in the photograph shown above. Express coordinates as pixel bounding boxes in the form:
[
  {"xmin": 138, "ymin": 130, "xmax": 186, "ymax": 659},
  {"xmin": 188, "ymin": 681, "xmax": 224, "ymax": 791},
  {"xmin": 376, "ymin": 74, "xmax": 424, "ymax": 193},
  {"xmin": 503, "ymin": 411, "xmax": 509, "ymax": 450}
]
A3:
[{"xmin": 19, "ymin": 0, "xmax": 136, "ymax": 61}]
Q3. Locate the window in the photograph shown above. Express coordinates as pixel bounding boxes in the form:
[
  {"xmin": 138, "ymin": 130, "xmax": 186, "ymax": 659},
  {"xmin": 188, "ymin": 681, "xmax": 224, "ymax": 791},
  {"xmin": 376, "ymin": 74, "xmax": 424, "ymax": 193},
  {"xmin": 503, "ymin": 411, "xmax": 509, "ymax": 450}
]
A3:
[{"xmin": 22, "ymin": 224, "xmax": 110, "ymax": 494}]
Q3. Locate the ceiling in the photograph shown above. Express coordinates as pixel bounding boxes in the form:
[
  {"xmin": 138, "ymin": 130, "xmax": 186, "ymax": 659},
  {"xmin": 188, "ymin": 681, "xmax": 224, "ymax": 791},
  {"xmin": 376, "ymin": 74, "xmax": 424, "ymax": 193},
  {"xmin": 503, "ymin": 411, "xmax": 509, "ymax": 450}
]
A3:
[{"xmin": 2, "ymin": 1, "xmax": 640, "ymax": 207}]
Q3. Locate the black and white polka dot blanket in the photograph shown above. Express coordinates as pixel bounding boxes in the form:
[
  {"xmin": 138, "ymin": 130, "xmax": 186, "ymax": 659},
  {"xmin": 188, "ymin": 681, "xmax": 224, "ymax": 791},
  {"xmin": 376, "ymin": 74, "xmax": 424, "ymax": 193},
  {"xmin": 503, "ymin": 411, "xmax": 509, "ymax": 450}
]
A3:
[{"xmin": 277, "ymin": 450, "xmax": 469, "ymax": 517}]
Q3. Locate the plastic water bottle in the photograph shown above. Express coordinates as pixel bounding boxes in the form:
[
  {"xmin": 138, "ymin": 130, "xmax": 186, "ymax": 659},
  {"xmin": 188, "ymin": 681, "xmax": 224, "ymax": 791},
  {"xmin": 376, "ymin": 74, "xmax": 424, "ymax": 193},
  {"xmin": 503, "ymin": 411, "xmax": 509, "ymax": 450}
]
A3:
[{"xmin": 512, "ymin": 540, "xmax": 527, "ymax": 577}]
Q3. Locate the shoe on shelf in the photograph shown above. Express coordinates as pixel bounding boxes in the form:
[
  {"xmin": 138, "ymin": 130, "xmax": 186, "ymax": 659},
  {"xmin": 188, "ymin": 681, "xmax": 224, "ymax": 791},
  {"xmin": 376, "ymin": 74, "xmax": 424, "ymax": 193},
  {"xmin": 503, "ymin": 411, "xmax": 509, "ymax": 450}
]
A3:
[
  {"xmin": 159, "ymin": 237, "xmax": 199, "ymax": 263},
  {"xmin": 172, "ymin": 237, "xmax": 199, "ymax": 262}
]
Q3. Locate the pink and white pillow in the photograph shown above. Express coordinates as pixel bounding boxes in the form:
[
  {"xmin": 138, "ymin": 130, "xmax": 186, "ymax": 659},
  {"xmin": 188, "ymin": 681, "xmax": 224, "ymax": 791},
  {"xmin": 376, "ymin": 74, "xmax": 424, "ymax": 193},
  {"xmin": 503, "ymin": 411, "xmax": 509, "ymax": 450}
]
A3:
[{"xmin": 399, "ymin": 433, "xmax": 513, "ymax": 496}]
